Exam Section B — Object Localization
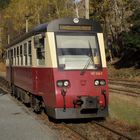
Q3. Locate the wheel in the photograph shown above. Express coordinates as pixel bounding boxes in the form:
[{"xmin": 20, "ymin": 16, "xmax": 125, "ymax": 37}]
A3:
[{"xmin": 30, "ymin": 95, "xmax": 42, "ymax": 113}]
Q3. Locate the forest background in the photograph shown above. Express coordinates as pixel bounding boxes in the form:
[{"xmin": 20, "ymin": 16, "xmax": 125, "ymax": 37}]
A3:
[{"xmin": 0, "ymin": 0, "xmax": 140, "ymax": 69}]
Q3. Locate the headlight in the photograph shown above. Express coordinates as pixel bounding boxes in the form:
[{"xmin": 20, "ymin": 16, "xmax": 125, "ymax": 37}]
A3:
[
  {"xmin": 64, "ymin": 81, "xmax": 69, "ymax": 87},
  {"xmin": 94, "ymin": 80, "xmax": 100, "ymax": 86},
  {"xmin": 57, "ymin": 80, "xmax": 70, "ymax": 87},
  {"xmin": 94, "ymin": 79, "xmax": 106, "ymax": 86},
  {"xmin": 100, "ymin": 80, "xmax": 106, "ymax": 85},
  {"xmin": 57, "ymin": 81, "xmax": 63, "ymax": 87}
]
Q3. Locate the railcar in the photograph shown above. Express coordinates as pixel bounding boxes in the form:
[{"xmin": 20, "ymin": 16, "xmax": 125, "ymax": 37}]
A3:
[{"xmin": 6, "ymin": 18, "xmax": 108, "ymax": 119}]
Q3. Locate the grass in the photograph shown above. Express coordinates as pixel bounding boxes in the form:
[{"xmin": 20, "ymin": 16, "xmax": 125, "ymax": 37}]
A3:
[
  {"xmin": 109, "ymin": 93, "xmax": 140, "ymax": 126},
  {"xmin": 108, "ymin": 63, "xmax": 140, "ymax": 126}
]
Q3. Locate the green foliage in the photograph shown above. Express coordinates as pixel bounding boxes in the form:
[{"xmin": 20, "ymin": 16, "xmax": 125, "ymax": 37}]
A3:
[
  {"xmin": 0, "ymin": 0, "xmax": 10, "ymax": 10},
  {"xmin": 122, "ymin": 8, "xmax": 140, "ymax": 51},
  {"xmin": 122, "ymin": 32, "xmax": 140, "ymax": 51}
]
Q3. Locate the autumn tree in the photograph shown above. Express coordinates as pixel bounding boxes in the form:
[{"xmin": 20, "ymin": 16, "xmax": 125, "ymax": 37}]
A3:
[
  {"xmin": 0, "ymin": 0, "xmax": 11, "ymax": 59},
  {"xmin": 2, "ymin": 0, "xmax": 75, "ymax": 41},
  {"xmin": 117, "ymin": 5, "xmax": 140, "ymax": 68},
  {"xmin": 0, "ymin": 0, "xmax": 11, "ymax": 10},
  {"xmin": 90, "ymin": 0, "xmax": 139, "ymax": 61}
]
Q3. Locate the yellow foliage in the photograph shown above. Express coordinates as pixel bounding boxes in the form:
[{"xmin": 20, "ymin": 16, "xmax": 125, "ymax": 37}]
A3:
[{"xmin": 2, "ymin": 0, "xmax": 74, "ymax": 38}]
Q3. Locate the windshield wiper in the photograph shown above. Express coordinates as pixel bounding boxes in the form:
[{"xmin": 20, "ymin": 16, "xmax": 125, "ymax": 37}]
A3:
[
  {"xmin": 80, "ymin": 57, "xmax": 93, "ymax": 75},
  {"xmin": 80, "ymin": 41, "xmax": 95, "ymax": 75}
]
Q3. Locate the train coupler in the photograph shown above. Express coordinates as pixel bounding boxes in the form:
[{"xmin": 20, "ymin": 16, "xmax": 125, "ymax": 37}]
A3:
[
  {"xmin": 73, "ymin": 97, "xmax": 84, "ymax": 108},
  {"xmin": 73, "ymin": 96, "xmax": 100, "ymax": 109}
]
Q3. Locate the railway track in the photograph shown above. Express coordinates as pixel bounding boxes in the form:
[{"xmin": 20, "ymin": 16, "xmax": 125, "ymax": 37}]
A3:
[
  {"xmin": 109, "ymin": 79, "xmax": 140, "ymax": 87},
  {"xmin": 109, "ymin": 88, "xmax": 140, "ymax": 97},
  {"xmin": 109, "ymin": 79, "xmax": 140, "ymax": 97},
  {"xmin": 34, "ymin": 117, "xmax": 135, "ymax": 140},
  {"xmin": 0, "ymin": 75, "xmax": 139, "ymax": 140},
  {"xmin": 91, "ymin": 121, "xmax": 134, "ymax": 140},
  {"xmin": 61, "ymin": 120, "xmax": 135, "ymax": 140},
  {"xmin": 35, "ymin": 115, "xmax": 137, "ymax": 140}
]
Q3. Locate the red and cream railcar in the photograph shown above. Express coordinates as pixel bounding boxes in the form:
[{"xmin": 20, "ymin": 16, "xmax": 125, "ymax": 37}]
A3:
[{"xmin": 6, "ymin": 18, "xmax": 108, "ymax": 119}]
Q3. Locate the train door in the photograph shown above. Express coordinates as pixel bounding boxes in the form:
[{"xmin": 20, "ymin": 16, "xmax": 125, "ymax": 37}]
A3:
[{"xmin": 34, "ymin": 34, "xmax": 45, "ymax": 66}]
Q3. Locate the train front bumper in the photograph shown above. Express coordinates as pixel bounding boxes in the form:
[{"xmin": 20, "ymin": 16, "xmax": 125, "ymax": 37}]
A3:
[{"xmin": 46, "ymin": 107, "xmax": 108, "ymax": 119}]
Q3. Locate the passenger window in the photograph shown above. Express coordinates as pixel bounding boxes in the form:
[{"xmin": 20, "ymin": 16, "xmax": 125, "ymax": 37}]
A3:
[
  {"xmin": 11, "ymin": 49, "xmax": 13, "ymax": 65},
  {"xmin": 8, "ymin": 50, "xmax": 10, "ymax": 59},
  {"xmin": 24, "ymin": 43, "xmax": 28, "ymax": 65},
  {"xmin": 6, "ymin": 50, "xmax": 9, "ymax": 66},
  {"xmin": 14, "ymin": 48, "xmax": 16, "ymax": 65},
  {"xmin": 28, "ymin": 41, "xmax": 32, "ymax": 65},
  {"xmin": 7, "ymin": 50, "xmax": 10, "ymax": 65},
  {"xmin": 17, "ymin": 46, "xmax": 19, "ymax": 65},
  {"xmin": 20, "ymin": 45, "xmax": 23, "ymax": 65}
]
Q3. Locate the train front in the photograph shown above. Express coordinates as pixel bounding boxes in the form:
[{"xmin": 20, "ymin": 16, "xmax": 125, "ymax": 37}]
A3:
[{"xmin": 45, "ymin": 18, "xmax": 108, "ymax": 119}]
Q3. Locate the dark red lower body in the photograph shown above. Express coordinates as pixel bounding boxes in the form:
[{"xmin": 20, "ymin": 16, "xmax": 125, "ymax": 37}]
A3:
[{"xmin": 6, "ymin": 66, "xmax": 109, "ymax": 119}]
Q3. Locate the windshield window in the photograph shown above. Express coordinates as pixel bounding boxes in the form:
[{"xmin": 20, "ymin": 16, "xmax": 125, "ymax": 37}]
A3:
[{"xmin": 56, "ymin": 34, "xmax": 101, "ymax": 70}]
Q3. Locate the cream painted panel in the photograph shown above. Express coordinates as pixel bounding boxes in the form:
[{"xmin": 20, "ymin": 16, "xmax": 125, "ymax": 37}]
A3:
[
  {"xmin": 97, "ymin": 33, "xmax": 107, "ymax": 67},
  {"xmin": 31, "ymin": 36, "xmax": 37, "ymax": 67},
  {"xmin": 46, "ymin": 32, "xmax": 57, "ymax": 68},
  {"xmin": 6, "ymin": 50, "xmax": 9, "ymax": 66}
]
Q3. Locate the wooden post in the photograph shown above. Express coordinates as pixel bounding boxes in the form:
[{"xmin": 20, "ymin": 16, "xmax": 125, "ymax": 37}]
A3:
[{"xmin": 85, "ymin": 0, "xmax": 89, "ymax": 19}]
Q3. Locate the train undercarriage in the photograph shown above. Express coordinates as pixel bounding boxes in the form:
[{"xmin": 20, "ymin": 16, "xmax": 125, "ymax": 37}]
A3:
[{"xmin": 11, "ymin": 85, "xmax": 44, "ymax": 113}]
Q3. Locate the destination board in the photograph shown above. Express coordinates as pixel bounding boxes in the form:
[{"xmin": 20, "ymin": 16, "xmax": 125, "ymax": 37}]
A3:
[{"xmin": 59, "ymin": 25, "xmax": 92, "ymax": 31}]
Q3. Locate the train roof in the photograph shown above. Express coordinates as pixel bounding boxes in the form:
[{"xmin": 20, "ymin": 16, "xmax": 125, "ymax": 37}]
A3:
[
  {"xmin": 6, "ymin": 23, "xmax": 48, "ymax": 48},
  {"xmin": 6, "ymin": 18, "xmax": 102, "ymax": 48}
]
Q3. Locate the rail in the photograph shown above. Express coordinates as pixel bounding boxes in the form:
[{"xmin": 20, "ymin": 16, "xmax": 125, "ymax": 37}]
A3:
[
  {"xmin": 92, "ymin": 121, "xmax": 134, "ymax": 140},
  {"xmin": 109, "ymin": 79, "xmax": 140, "ymax": 97}
]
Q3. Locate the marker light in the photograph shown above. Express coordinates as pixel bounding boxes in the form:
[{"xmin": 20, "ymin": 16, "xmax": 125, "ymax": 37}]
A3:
[
  {"xmin": 57, "ymin": 81, "xmax": 63, "ymax": 87},
  {"xmin": 64, "ymin": 81, "xmax": 69, "ymax": 87},
  {"xmin": 73, "ymin": 18, "xmax": 79, "ymax": 23},
  {"xmin": 94, "ymin": 80, "xmax": 100, "ymax": 86},
  {"xmin": 100, "ymin": 80, "xmax": 106, "ymax": 86}
]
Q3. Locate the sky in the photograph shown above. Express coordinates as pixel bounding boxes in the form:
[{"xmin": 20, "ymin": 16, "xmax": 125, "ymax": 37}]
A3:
[{"xmin": 74, "ymin": 0, "xmax": 82, "ymax": 3}]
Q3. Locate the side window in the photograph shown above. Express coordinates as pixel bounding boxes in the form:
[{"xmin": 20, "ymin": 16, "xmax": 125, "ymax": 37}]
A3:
[
  {"xmin": 14, "ymin": 48, "xmax": 16, "ymax": 65},
  {"xmin": 20, "ymin": 45, "xmax": 23, "ymax": 65},
  {"xmin": 34, "ymin": 35, "xmax": 45, "ymax": 65},
  {"xmin": 17, "ymin": 46, "xmax": 19, "ymax": 65},
  {"xmin": 11, "ymin": 49, "xmax": 13, "ymax": 65},
  {"xmin": 24, "ymin": 43, "xmax": 27, "ymax": 65},
  {"xmin": 28, "ymin": 41, "xmax": 32, "ymax": 65},
  {"xmin": 37, "ymin": 47, "xmax": 45, "ymax": 65}
]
